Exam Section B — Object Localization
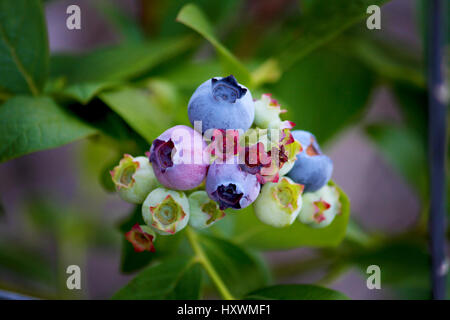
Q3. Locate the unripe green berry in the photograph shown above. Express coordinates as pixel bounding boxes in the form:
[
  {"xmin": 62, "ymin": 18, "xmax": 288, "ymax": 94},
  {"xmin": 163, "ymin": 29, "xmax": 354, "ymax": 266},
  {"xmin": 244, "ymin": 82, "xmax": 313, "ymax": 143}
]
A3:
[
  {"xmin": 188, "ymin": 191, "xmax": 225, "ymax": 229},
  {"xmin": 278, "ymin": 131, "xmax": 302, "ymax": 176},
  {"xmin": 279, "ymin": 160, "xmax": 295, "ymax": 176},
  {"xmin": 254, "ymin": 177, "xmax": 304, "ymax": 228},
  {"xmin": 111, "ymin": 154, "xmax": 158, "ymax": 204},
  {"xmin": 254, "ymin": 94, "xmax": 295, "ymax": 129},
  {"xmin": 142, "ymin": 187, "xmax": 190, "ymax": 235},
  {"xmin": 298, "ymin": 185, "xmax": 340, "ymax": 228}
]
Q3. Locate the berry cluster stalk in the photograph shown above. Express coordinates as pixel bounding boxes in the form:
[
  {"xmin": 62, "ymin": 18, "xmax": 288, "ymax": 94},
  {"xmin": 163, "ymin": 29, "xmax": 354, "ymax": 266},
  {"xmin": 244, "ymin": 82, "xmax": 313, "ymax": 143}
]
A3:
[
  {"xmin": 427, "ymin": 0, "xmax": 448, "ymax": 300},
  {"xmin": 185, "ymin": 228, "xmax": 235, "ymax": 300}
]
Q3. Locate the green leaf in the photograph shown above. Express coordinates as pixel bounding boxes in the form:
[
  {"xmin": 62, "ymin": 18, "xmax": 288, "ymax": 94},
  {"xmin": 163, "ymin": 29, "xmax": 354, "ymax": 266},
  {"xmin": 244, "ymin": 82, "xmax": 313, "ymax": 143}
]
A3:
[
  {"xmin": 0, "ymin": 240, "xmax": 56, "ymax": 285},
  {"xmin": 350, "ymin": 241, "xmax": 429, "ymax": 288},
  {"xmin": 100, "ymin": 87, "xmax": 173, "ymax": 143},
  {"xmin": 176, "ymin": 4, "xmax": 252, "ymax": 85},
  {"xmin": 0, "ymin": 96, "xmax": 97, "ymax": 163},
  {"xmin": 278, "ymin": 0, "xmax": 391, "ymax": 70},
  {"xmin": 270, "ymin": 48, "xmax": 374, "ymax": 143},
  {"xmin": 50, "ymin": 37, "xmax": 191, "ymax": 84},
  {"xmin": 157, "ymin": 0, "xmax": 241, "ymax": 38},
  {"xmin": 251, "ymin": 59, "xmax": 282, "ymax": 88},
  {"xmin": 146, "ymin": 79, "xmax": 191, "ymax": 126},
  {"xmin": 0, "ymin": 0, "xmax": 49, "ymax": 95},
  {"xmin": 365, "ymin": 123, "xmax": 428, "ymax": 199},
  {"xmin": 383, "ymin": 83, "xmax": 428, "ymax": 202},
  {"xmin": 230, "ymin": 181, "xmax": 350, "ymax": 250},
  {"xmin": 94, "ymin": 0, "xmax": 144, "ymax": 43},
  {"xmin": 64, "ymin": 98, "xmax": 148, "ymax": 150},
  {"xmin": 119, "ymin": 206, "xmax": 185, "ymax": 274},
  {"xmin": 392, "ymin": 83, "xmax": 428, "ymax": 143},
  {"xmin": 60, "ymin": 81, "xmax": 120, "ymax": 105},
  {"xmin": 25, "ymin": 200, "xmax": 118, "ymax": 248},
  {"xmin": 351, "ymin": 37, "xmax": 425, "ymax": 88},
  {"xmin": 112, "ymin": 256, "xmax": 202, "ymax": 299},
  {"xmin": 196, "ymin": 233, "xmax": 270, "ymax": 298},
  {"xmin": 246, "ymin": 284, "xmax": 349, "ymax": 300},
  {"xmin": 163, "ymin": 60, "xmax": 222, "ymax": 91}
]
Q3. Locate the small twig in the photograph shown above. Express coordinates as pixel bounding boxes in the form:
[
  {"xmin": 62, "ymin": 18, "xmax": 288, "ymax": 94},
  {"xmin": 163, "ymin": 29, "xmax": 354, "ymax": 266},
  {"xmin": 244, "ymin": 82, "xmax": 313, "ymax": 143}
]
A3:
[
  {"xmin": 427, "ymin": 0, "xmax": 448, "ymax": 300},
  {"xmin": 186, "ymin": 228, "xmax": 235, "ymax": 300}
]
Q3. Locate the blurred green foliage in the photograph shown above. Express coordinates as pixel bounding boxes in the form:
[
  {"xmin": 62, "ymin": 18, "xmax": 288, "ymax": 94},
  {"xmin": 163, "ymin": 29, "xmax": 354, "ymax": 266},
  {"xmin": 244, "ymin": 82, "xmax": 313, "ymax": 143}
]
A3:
[
  {"xmin": 113, "ymin": 256, "xmax": 203, "ymax": 299},
  {"xmin": 246, "ymin": 284, "xmax": 349, "ymax": 300},
  {"xmin": 0, "ymin": 0, "xmax": 446, "ymax": 300},
  {"xmin": 0, "ymin": 0, "xmax": 48, "ymax": 95}
]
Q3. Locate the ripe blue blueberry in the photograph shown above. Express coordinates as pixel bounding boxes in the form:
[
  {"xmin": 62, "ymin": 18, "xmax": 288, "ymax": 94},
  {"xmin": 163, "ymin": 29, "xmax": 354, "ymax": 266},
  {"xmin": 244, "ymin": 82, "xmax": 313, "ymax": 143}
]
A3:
[
  {"xmin": 188, "ymin": 75, "xmax": 255, "ymax": 132},
  {"xmin": 287, "ymin": 130, "xmax": 333, "ymax": 193},
  {"xmin": 205, "ymin": 158, "xmax": 260, "ymax": 210},
  {"xmin": 149, "ymin": 125, "xmax": 209, "ymax": 190}
]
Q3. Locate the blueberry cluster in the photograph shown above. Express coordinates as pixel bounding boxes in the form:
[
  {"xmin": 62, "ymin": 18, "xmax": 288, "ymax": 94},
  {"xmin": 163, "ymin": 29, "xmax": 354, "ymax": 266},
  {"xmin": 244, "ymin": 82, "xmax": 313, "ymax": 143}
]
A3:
[{"xmin": 112, "ymin": 75, "xmax": 340, "ymax": 252}]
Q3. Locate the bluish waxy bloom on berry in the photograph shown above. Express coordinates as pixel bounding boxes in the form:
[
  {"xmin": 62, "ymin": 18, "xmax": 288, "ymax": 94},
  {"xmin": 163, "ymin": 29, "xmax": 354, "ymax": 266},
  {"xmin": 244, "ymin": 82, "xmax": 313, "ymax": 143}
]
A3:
[
  {"xmin": 206, "ymin": 158, "xmax": 260, "ymax": 210},
  {"xmin": 254, "ymin": 94, "xmax": 296, "ymax": 130},
  {"xmin": 254, "ymin": 177, "xmax": 304, "ymax": 228},
  {"xmin": 188, "ymin": 75, "xmax": 255, "ymax": 132},
  {"xmin": 125, "ymin": 224, "xmax": 156, "ymax": 252},
  {"xmin": 188, "ymin": 191, "xmax": 225, "ymax": 229},
  {"xmin": 287, "ymin": 130, "xmax": 333, "ymax": 192},
  {"xmin": 111, "ymin": 154, "xmax": 158, "ymax": 204},
  {"xmin": 142, "ymin": 187, "xmax": 190, "ymax": 235},
  {"xmin": 149, "ymin": 125, "xmax": 209, "ymax": 190},
  {"xmin": 298, "ymin": 184, "xmax": 340, "ymax": 228}
]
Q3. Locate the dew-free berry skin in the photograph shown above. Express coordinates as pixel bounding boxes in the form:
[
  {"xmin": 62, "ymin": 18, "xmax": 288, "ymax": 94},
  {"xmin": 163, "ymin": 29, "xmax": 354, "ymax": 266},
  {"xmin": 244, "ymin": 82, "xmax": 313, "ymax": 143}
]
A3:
[
  {"xmin": 287, "ymin": 130, "xmax": 333, "ymax": 193},
  {"xmin": 149, "ymin": 125, "xmax": 209, "ymax": 190},
  {"xmin": 188, "ymin": 75, "xmax": 255, "ymax": 133},
  {"xmin": 206, "ymin": 158, "xmax": 260, "ymax": 210},
  {"xmin": 254, "ymin": 177, "xmax": 304, "ymax": 228},
  {"xmin": 188, "ymin": 191, "xmax": 225, "ymax": 229},
  {"xmin": 142, "ymin": 187, "xmax": 190, "ymax": 235},
  {"xmin": 298, "ymin": 184, "xmax": 340, "ymax": 228},
  {"xmin": 111, "ymin": 154, "xmax": 158, "ymax": 204}
]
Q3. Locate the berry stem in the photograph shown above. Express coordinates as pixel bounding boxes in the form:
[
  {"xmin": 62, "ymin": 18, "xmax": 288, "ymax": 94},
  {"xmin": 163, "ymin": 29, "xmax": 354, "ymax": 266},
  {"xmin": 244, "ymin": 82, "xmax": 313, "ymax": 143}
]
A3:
[
  {"xmin": 185, "ymin": 228, "xmax": 235, "ymax": 300},
  {"xmin": 427, "ymin": 0, "xmax": 448, "ymax": 300}
]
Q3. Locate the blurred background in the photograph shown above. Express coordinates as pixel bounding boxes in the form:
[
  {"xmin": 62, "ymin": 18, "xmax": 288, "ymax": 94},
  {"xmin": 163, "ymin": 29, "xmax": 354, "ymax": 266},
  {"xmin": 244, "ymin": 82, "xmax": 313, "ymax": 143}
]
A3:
[{"xmin": 0, "ymin": 0, "xmax": 446, "ymax": 299}]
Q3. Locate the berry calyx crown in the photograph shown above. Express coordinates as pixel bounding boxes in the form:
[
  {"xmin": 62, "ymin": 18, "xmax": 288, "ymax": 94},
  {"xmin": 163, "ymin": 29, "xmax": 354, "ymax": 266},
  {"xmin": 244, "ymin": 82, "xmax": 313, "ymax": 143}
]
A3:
[{"xmin": 211, "ymin": 75, "xmax": 247, "ymax": 103}]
